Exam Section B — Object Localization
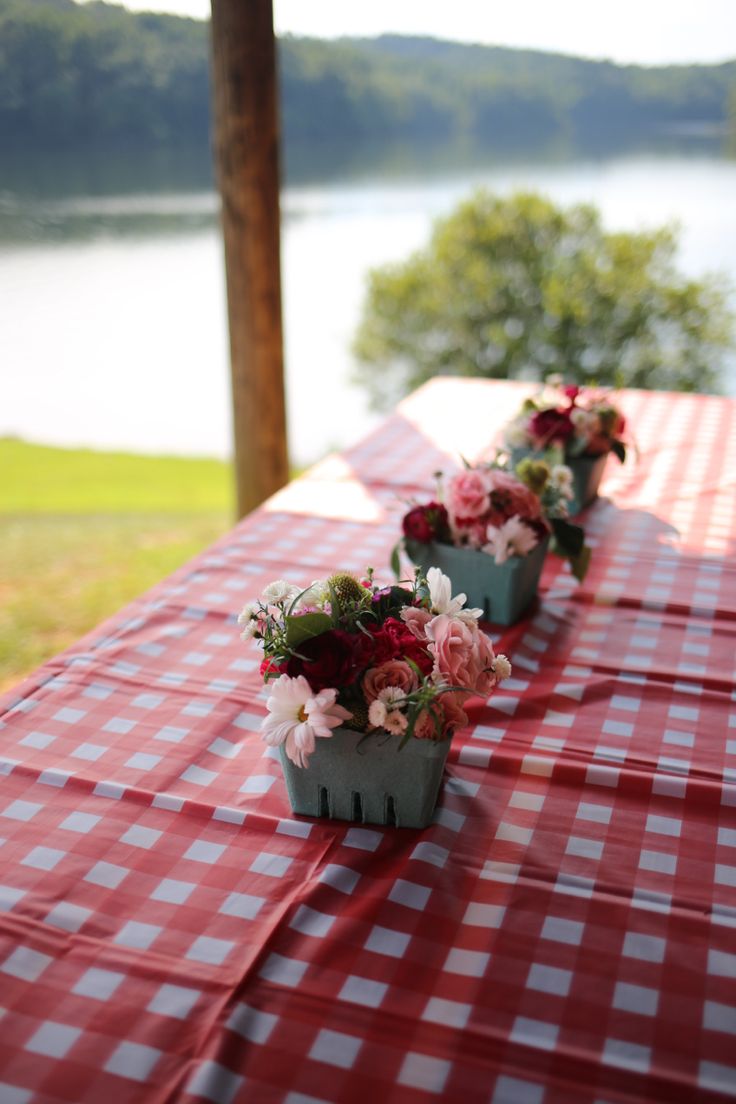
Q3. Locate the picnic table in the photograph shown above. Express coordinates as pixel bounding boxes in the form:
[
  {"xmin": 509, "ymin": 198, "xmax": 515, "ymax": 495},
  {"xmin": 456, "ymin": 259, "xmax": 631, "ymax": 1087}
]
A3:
[{"xmin": 1, "ymin": 377, "xmax": 735, "ymax": 1103}]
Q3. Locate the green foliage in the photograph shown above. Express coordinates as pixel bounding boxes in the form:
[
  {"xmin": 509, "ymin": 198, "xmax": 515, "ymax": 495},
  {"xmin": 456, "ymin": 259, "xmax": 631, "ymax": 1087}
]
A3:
[
  {"xmin": 0, "ymin": 513, "xmax": 230, "ymax": 693},
  {"xmin": 353, "ymin": 190, "xmax": 735, "ymax": 406},
  {"xmin": 0, "ymin": 0, "xmax": 210, "ymax": 149},
  {"xmin": 0, "ymin": 2, "xmax": 733, "ymax": 152},
  {"xmin": 284, "ymin": 612, "xmax": 332, "ymax": 648},
  {"xmin": 0, "ymin": 439, "xmax": 233, "ymax": 692},
  {"xmin": 0, "ymin": 438, "xmax": 233, "ymax": 513}
]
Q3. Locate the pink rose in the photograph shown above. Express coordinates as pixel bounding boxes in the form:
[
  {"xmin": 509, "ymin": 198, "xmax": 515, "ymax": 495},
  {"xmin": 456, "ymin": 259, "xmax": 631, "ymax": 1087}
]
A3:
[
  {"xmin": 425, "ymin": 614, "xmax": 478, "ymax": 689},
  {"xmin": 486, "ymin": 470, "xmax": 544, "ymax": 526},
  {"xmin": 447, "ymin": 469, "xmax": 492, "ymax": 523},
  {"xmin": 362, "ymin": 659, "xmax": 419, "ymax": 703}
]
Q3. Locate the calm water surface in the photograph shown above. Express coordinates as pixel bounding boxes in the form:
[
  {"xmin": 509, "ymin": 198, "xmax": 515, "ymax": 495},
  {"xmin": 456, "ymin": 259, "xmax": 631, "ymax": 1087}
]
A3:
[{"xmin": 2, "ymin": 143, "xmax": 734, "ymax": 466}]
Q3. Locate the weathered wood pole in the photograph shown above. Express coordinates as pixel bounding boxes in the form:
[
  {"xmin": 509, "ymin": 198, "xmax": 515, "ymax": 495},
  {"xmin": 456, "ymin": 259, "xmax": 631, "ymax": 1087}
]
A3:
[{"xmin": 209, "ymin": 0, "xmax": 289, "ymax": 518}]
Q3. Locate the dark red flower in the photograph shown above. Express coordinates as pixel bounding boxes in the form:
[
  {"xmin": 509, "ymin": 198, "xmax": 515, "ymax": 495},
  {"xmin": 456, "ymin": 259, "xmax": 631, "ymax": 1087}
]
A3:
[
  {"xmin": 352, "ymin": 623, "xmax": 397, "ymax": 670},
  {"xmin": 350, "ymin": 617, "xmax": 433, "ymax": 676},
  {"xmin": 382, "ymin": 617, "xmax": 434, "ymax": 675},
  {"xmin": 529, "ymin": 407, "xmax": 575, "ymax": 445},
  {"xmin": 286, "ymin": 629, "xmax": 359, "ymax": 692},
  {"xmin": 402, "ymin": 502, "xmax": 449, "ymax": 543}
]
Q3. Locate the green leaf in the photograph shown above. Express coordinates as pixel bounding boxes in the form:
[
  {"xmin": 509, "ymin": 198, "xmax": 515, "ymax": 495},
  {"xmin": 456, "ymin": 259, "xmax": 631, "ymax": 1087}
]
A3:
[
  {"xmin": 390, "ymin": 541, "xmax": 402, "ymax": 580},
  {"xmin": 399, "ymin": 710, "xmax": 417, "ymax": 749},
  {"xmin": 569, "ymin": 544, "xmax": 592, "ymax": 583},
  {"xmin": 610, "ymin": 439, "xmax": 626, "ymax": 464},
  {"xmin": 284, "ymin": 612, "xmax": 332, "ymax": 648},
  {"xmin": 551, "ymin": 517, "xmax": 584, "ymax": 557},
  {"xmin": 405, "ymin": 657, "xmax": 423, "ymax": 680},
  {"xmin": 327, "ymin": 582, "xmax": 342, "ymax": 624}
]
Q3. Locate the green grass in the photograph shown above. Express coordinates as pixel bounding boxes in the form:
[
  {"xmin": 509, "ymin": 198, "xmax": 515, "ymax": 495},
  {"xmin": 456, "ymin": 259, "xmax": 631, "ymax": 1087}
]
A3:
[
  {"xmin": 1, "ymin": 438, "xmax": 233, "ymax": 513},
  {"xmin": 1, "ymin": 439, "xmax": 234, "ymax": 692}
]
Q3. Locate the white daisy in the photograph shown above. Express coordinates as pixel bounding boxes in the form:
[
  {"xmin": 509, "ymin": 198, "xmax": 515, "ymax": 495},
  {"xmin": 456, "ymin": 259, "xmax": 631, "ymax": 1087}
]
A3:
[{"xmin": 261, "ymin": 674, "xmax": 352, "ymax": 767}]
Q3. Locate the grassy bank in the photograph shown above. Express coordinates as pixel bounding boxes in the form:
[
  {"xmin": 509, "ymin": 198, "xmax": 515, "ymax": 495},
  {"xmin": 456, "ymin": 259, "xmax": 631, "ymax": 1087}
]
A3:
[{"xmin": 0, "ymin": 439, "xmax": 233, "ymax": 692}]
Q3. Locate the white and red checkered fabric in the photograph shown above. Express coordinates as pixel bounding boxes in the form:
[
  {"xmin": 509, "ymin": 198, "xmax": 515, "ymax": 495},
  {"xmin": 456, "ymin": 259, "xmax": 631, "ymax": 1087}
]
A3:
[{"xmin": 1, "ymin": 378, "xmax": 735, "ymax": 1103}]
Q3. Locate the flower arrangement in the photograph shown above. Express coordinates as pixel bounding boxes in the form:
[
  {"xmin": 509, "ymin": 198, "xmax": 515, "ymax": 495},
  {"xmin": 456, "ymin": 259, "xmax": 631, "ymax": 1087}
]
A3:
[
  {"xmin": 397, "ymin": 457, "xmax": 590, "ymax": 582},
  {"xmin": 239, "ymin": 569, "xmax": 510, "ymax": 768},
  {"xmin": 504, "ymin": 381, "xmax": 627, "ymax": 463}
]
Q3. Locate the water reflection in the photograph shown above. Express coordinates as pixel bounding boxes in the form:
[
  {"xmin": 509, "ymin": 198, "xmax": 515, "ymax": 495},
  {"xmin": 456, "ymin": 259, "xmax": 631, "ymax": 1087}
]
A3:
[
  {"xmin": 0, "ymin": 144, "xmax": 214, "ymax": 200},
  {"xmin": 1, "ymin": 133, "xmax": 734, "ymax": 465},
  {"xmin": 0, "ymin": 130, "xmax": 730, "ymax": 246}
]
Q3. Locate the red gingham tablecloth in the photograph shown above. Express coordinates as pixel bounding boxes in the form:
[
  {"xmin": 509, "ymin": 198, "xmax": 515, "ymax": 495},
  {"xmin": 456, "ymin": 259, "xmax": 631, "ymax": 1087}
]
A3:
[{"xmin": 1, "ymin": 378, "xmax": 735, "ymax": 1104}]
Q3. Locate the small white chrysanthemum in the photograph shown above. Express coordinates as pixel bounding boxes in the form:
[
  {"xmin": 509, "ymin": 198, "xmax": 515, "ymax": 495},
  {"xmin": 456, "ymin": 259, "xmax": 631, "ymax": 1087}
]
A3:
[
  {"xmin": 377, "ymin": 686, "xmax": 406, "ymax": 707},
  {"xmin": 383, "ymin": 710, "xmax": 408, "ymax": 735},
  {"xmin": 261, "ymin": 580, "xmax": 300, "ymax": 605},
  {"xmin": 240, "ymin": 620, "xmax": 260, "ymax": 641},
  {"xmin": 237, "ymin": 601, "xmax": 259, "ymax": 624},
  {"xmin": 368, "ymin": 699, "xmax": 388, "ymax": 728},
  {"xmin": 550, "ymin": 464, "xmax": 574, "ymax": 497},
  {"xmin": 238, "ymin": 601, "xmax": 260, "ymax": 640},
  {"xmin": 493, "ymin": 654, "xmax": 512, "ymax": 680},
  {"xmin": 483, "ymin": 516, "xmax": 539, "ymax": 565}
]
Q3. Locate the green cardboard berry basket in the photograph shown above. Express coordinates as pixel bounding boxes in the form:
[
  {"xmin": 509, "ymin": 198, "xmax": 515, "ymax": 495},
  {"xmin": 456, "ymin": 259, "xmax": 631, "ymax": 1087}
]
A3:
[
  {"xmin": 279, "ymin": 727, "xmax": 451, "ymax": 829},
  {"xmin": 405, "ymin": 535, "xmax": 549, "ymax": 625}
]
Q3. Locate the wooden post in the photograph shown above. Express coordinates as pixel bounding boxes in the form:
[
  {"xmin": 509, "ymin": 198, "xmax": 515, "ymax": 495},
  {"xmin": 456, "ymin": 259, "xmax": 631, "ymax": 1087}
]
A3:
[{"xmin": 209, "ymin": 0, "xmax": 289, "ymax": 518}]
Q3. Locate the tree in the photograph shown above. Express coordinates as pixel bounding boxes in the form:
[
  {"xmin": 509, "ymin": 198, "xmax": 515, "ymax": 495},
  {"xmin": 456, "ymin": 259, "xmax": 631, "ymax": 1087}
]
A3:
[{"xmin": 352, "ymin": 190, "xmax": 735, "ymax": 410}]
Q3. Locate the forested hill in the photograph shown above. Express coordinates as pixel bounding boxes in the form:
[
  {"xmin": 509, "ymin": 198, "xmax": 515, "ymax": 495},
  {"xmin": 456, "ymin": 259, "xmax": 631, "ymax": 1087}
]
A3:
[{"xmin": 1, "ymin": 0, "xmax": 734, "ymax": 151}]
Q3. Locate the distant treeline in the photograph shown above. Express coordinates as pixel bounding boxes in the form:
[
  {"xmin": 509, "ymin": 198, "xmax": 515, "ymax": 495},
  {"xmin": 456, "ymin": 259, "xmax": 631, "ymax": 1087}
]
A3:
[{"xmin": 1, "ymin": 0, "xmax": 734, "ymax": 152}]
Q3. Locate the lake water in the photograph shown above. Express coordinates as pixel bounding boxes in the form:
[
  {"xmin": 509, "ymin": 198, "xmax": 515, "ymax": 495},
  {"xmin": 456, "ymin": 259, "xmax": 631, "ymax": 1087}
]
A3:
[{"xmin": 2, "ymin": 140, "xmax": 735, "ymax": 467}]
